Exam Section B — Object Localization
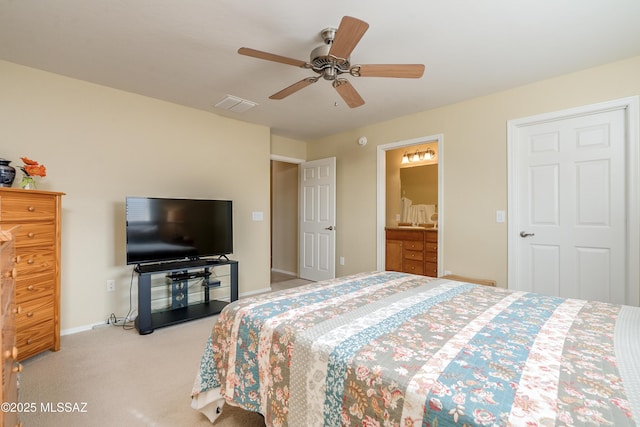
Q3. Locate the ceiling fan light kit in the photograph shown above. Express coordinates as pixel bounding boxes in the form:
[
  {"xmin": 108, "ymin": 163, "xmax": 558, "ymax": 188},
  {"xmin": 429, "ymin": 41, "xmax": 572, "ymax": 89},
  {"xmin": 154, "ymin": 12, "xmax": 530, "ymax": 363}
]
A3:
[{"xmin": 238, "ymin": 16, "xmax": 425, "ymax": 108}]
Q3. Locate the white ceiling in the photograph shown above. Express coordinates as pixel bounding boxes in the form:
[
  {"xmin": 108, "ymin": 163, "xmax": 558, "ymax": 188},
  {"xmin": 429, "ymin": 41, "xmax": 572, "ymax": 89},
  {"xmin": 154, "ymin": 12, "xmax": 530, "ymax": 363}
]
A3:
[{"xmin": 2, "ymin": 0, "xmax": 640, "ymax": 140}]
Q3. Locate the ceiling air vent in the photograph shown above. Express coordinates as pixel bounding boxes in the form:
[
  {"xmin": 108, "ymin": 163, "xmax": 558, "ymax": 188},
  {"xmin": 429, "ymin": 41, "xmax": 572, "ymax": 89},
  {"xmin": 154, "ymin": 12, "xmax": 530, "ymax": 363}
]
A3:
[{"xmin": 214, "ymin": 95, "xmax": 258, "ymax": 113}]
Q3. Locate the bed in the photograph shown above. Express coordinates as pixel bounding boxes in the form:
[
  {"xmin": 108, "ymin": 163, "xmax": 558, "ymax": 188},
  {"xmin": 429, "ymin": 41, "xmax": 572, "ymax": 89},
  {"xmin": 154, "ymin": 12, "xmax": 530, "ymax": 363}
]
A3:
[{"xmin": 191, "ymin": 271, "xmax": 640, "ymax": 426}]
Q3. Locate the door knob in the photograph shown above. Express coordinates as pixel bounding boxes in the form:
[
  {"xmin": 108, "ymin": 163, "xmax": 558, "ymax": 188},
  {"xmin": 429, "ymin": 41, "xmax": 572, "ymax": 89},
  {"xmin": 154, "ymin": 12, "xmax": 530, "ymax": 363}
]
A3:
[
  {"xmin": 519, "ymin": 231, "xmax": 535, "ymax": 238},
  {"xmin": 324, "ymin": 226, "xmax": 335, "ymax": 231}
]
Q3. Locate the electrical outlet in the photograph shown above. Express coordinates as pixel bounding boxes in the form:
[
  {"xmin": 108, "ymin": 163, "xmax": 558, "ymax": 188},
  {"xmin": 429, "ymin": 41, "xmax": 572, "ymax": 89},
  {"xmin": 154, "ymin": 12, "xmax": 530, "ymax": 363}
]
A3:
[{"xmin": 106, "ymin": 279, "xmax": 116, "ymax": 292}]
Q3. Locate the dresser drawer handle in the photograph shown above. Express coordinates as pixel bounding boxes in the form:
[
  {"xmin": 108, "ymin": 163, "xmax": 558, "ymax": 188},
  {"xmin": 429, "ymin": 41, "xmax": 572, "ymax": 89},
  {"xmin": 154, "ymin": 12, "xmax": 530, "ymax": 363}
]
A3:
[
  {"xmin": 27, "ymin": 232, "xmax": 35, "ymax": 238},
  {"xmin": 28, "ymin": 206, "xmax": 35, "ymax": 212},
  {"xmin": 14, "ymin": 255, "xmax": 21, "ymax": 264},
  {"xmin": 27, "ymin": 285, "xmax": 34, "ymax": 291},
  {"xmin": 27, "ymin": 259, "xmax": 34, "ymax": 265},
  {"xmin": 3, "ymin": 346, "xmax": 18, "ymax": 360},
  {"xmin": 4, "ymin": 268, "xmax": 17, "ymax": 278},
  {"xmin": 26, "ymin": 339, "xmax": 33, "ymax": 345},
  {"xmin": 27, "ymin": 311, "xmax": 34, "ymax": 317},
  {"xmin": 14, "ymin": 306, "xmax": 22, "ymax": 315}
]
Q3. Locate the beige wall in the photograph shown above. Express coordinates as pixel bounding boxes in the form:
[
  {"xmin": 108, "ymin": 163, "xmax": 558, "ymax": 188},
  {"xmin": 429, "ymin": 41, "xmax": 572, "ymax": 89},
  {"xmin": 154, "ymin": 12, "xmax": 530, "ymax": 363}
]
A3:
[
  {"xmin": 271, "ymin": 134, "xmax": 307, "ymax": 160},
  {"xmin": 308, "ymin": 56, "xmax": 640, "ymax": 287},
  {"xmin": 0, "ymin": 60, "xmax": 272, "ymax": 332}
]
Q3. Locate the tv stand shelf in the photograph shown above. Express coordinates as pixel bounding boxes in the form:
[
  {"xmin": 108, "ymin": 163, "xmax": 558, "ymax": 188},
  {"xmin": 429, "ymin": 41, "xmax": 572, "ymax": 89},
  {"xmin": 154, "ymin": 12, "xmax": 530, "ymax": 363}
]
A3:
[{"xmin": 134, "ymin": 259, "xmax": 238, "ymax": 335}]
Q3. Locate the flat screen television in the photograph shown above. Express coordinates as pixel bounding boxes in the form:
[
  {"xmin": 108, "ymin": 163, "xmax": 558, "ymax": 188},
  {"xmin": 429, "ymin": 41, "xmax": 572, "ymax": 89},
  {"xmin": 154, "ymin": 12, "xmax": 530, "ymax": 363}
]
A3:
[{"xmin": 125, "ymin": 196, "xmax": 233, "ymax": 265}]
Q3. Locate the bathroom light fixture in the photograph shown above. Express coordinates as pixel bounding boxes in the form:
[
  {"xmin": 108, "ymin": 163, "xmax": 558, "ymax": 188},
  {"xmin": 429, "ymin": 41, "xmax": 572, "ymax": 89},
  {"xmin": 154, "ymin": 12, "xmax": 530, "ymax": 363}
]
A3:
[{"xmin": 401, "ymin": 147, "xmax": 435, "ymax": 164}]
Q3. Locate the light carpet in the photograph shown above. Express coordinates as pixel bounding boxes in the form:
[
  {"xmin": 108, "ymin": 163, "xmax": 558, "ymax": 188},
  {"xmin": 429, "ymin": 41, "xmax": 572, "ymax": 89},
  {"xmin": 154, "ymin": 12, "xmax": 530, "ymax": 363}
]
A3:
[{"xmin": 18, "ymin": 278, "xmax": 310, "ymax": 427}]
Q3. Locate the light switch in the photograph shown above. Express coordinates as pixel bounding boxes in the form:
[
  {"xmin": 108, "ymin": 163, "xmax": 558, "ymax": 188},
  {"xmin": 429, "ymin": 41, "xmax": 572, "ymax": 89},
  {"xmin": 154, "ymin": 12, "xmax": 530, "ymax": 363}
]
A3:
[
  {"xmin": 252, "ymin": 211, "xmax": 264, "ymax": 221},
  {"xmin": 496, "ymin": 210, "xmax": 505, "ymax": 223}
]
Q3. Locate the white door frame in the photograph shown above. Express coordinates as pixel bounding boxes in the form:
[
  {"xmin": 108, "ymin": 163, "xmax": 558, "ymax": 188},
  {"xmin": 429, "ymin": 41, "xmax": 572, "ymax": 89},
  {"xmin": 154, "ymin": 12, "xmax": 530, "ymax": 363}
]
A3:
[
  {"xmin": 507, "ymin": 96, "xmax": 640, "ymax": 305},
  {"xmin": 376, "ymin": 134, "xmax": 444, "ymax": 272}
]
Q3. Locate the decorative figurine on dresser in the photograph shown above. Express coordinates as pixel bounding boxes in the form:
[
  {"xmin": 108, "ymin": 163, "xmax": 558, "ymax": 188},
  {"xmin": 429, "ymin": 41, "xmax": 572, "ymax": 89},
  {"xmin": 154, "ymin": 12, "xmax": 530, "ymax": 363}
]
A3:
[{"xmin": 0, "ymin": 188, "xmax": 64, "ymax": 361}]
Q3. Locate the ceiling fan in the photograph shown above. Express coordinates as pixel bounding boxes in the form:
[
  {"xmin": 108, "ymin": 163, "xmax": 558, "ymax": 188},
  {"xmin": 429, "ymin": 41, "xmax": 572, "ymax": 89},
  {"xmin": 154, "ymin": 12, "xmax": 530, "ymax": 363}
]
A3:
[{"xmin": 238, "ymin": 16, "xmax": 425, "ymax": 108}]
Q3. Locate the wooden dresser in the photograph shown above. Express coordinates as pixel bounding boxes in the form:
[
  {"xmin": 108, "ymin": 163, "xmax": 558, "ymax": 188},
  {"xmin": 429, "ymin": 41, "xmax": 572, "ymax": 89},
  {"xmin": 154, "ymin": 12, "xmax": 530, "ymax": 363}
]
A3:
[
  {"xmin": 385, "ymin": 228, "xmax": 438, "ymax": 277},
  {"xmin": 1, "ymin": 227, "xmax": 21, "ymax": 427},
  {"xmin": 0, "ymin": 189, "xmax": 64, "ymax": 361}
]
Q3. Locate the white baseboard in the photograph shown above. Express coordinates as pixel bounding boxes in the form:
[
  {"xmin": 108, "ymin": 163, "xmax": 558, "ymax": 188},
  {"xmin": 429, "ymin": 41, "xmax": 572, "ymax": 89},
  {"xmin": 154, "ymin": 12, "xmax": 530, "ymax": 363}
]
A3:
[
  {"xmin": 61, "ymin": 321, "xmax": 109, "ymax": 336},
  {"xmin": 271, "ymin": 268, "xmax": 297, "ymax": 276}
]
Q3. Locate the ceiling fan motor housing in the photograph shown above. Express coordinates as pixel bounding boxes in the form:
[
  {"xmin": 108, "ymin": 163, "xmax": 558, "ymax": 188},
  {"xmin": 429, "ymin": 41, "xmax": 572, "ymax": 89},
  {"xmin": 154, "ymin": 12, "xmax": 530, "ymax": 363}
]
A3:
[{"xmin": 310, "ymin": 28, "xmax": 350, "ymax": 80}]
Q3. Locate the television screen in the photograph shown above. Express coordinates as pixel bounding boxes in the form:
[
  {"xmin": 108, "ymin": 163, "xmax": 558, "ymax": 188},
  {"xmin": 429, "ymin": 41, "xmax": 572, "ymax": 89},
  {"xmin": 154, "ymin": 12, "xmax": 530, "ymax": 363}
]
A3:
[{"xmin": 125, "ymin": 197, "xmax": 233, "ymax": 265}]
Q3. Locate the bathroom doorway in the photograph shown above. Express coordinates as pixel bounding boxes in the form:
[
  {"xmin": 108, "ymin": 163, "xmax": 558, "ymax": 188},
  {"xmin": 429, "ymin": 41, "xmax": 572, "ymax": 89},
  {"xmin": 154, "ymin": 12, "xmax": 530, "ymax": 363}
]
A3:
[{"xmin": 376, "ymin": 134, "xmax": 444, "ymax": 273}]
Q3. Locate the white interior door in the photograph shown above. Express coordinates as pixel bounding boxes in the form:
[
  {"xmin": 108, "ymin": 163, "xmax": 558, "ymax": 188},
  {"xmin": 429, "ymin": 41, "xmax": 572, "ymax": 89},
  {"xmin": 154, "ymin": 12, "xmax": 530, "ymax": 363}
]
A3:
[
  {"xmin": 508, "ymin": 98, "xmax": 639, "ymax": 305},
  {"xmin": 299, "ymin": 157, "xmax": 336, "ymax": 281}
]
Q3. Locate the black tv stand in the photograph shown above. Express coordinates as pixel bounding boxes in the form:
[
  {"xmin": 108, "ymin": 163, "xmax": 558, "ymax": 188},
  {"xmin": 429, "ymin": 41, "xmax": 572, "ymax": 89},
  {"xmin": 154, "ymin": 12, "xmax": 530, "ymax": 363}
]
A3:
[{"xmin": 133, "ymin": 259, "xmax": 238, "ymax": 335}]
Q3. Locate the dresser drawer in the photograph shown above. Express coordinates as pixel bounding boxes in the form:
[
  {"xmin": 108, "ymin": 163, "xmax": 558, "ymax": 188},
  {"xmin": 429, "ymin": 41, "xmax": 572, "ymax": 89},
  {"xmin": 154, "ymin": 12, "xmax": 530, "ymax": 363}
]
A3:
[
  {"xmin": 12, "ymin": 222, "xmax": 56, "ymax": 248},
  {"xmin": 403, "ymin": 259, "xmax": 424, "ymax": 275},
  {"xmin": 16, "ymin": 295, "xmax": 54, "ymax": 330},
  {"xmin": 424, "ymin": 252, "xmax": 437, "ymax": 263},
  {"xmin": 2, "ymin": 300, "xmax": 16, "ymax": 358},
  {"xmin": 403, "ymin": 248, "xmax": 423, "ymax": 261},
  {"xmin": 1, "ymin": 253, "xmax": 16, "ymax": 316},
  {"xmin": 0, "ymin": 192, "xmax": 57, "ymax": 222},
  {"xmin": 15, "ymin": 246, "xmax": 56, "ymax": 278},
  {"xmin": 425, "ymin": 231, "xmax": 438, "ymax": 243},
  {"xmin": 425, "ymin": 262, "xmax": 438, "ymax": 277},
  {"xmin": 386, "ymin": 229, "xmax": 423, "ymax": 241},
  {"xmin": 1, "ymin": 273, "xmax": 16, "ymax": 323},
  {"xmin": 403, "ymin": 240, "xmax": 423, "ymax": 251},
  {"xmin": 16, "ymin": 273, "xmax": 55, "ymax": 303},
  {"xmin": 17, "ymin": 323, "xmax": 54, "ymax": 361}
]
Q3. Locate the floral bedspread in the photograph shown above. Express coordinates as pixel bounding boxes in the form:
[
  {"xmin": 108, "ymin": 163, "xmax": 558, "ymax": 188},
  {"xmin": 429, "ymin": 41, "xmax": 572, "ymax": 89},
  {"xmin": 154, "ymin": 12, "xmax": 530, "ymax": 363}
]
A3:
[{"xmin": 192, "ymin": 271, "xmax": 639, "ymax": 426}]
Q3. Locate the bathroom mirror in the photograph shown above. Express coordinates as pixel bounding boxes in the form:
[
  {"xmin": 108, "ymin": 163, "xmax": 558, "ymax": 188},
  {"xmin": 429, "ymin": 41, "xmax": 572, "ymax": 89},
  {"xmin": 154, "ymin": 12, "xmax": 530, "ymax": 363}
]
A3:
[{"xmin": 400, "ymin": 164, "xmax": 438, "ymax": 206}]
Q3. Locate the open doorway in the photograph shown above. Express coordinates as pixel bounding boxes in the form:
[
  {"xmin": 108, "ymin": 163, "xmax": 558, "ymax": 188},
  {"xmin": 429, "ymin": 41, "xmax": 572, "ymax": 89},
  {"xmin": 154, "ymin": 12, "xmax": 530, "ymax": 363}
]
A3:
[
  {"xmin": 271, "ymin": 159, "xmax": 299, "ymax": 283},
  {"xmin": 376, "ymin": 134, "xmax": 444, "ymax": 273}
]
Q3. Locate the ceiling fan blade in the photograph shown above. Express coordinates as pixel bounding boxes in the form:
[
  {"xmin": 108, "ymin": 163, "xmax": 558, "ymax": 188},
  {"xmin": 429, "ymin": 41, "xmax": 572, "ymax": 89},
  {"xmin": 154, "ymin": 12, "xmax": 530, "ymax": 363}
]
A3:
[
  {"xmin": 353, "ymin": 64, "xmax": 425, "ymax": 78},
  {"xmin": 238, "ymin": 47, "xmax": 308, "ymax": 68},
  {"xmin": 333, "ymin": 79, "xmax": 365, "ymax": 108},
  {"xmin": 328, "ymin": 16, "xmax": 369, "ymax": 60},
  {"xmin": 269, "ymin": 77, "xmax": 318, "ymax": 100}
]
